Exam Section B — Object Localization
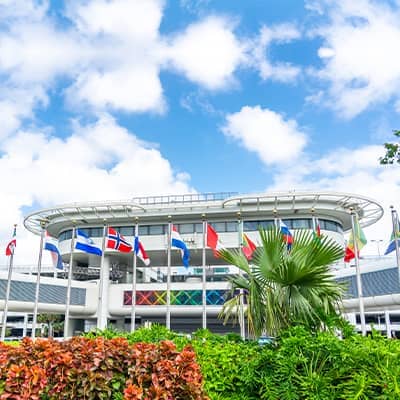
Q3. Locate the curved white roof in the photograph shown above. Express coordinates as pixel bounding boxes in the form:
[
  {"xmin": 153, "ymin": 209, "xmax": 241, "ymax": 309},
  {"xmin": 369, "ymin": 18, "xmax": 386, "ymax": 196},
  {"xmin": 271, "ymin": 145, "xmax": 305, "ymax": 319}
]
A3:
[{"xmin": 24, "ymin": 191, "xmax": 383, "ymax": 235}]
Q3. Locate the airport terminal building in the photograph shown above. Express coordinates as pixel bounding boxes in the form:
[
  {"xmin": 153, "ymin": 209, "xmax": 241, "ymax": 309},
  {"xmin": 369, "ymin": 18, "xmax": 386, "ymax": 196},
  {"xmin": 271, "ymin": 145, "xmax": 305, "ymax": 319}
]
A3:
[{"xmin": 2, "ymin": 190, "xmax": 400, "ymax": 337}]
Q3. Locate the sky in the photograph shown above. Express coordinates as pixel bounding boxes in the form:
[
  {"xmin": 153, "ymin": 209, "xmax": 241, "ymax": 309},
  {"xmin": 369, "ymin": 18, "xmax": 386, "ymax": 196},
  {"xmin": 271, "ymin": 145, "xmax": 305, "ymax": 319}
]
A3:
[{"xmin": 1, "ymin": 0, "xmax": 400, "ymax": 267}]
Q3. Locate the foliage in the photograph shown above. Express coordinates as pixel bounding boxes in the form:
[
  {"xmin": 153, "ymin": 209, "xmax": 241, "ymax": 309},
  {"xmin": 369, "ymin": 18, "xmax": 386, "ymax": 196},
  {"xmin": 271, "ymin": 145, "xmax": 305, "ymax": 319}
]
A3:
[
  {"xmin": 0, "ymin": 335, "xmax": 207, "ymax": 400},
  {"xmin": 380, "ymin": 130, "xmax": 400, "ymax": 164},
  {"xmin": 74, "ymin": 325, "xmax": 400, "ymax": 399},
  {"xmin": 218, "ymin": 227, "xmax": 344, "ymax": 337},
  {"xmin": 37, "ymin": 314, "xmax": 64, "ymax": 337}
]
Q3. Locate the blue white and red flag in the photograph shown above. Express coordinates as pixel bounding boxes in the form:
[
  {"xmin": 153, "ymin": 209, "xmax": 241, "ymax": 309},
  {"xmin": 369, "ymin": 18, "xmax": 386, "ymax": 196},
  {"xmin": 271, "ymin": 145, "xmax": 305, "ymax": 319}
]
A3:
[
  {"xmin": 107, "ymin": 227, "xmax": 132, "ymax": 253},
  {"xmin": 171, "ymin": 225, "xmax": 190, "ymax": 268},
  {"xmin": 44, "ymin": 231, "xmax": 63, "ymax": 270},
  {"xmin": 279, "ymin": 220, "xmax": 293, "ymax": 249}
]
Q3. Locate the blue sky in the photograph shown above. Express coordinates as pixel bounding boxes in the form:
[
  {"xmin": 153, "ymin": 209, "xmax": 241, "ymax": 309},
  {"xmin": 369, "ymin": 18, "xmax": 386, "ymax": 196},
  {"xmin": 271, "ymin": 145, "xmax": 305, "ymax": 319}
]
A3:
[{"xmin": 0, "ymin": 0, "xmax": 400, "ymax": 265}]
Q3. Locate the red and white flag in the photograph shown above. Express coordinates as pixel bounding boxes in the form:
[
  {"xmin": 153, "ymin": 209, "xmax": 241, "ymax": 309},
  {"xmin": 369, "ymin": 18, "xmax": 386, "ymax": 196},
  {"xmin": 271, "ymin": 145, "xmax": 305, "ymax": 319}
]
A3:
[
  {"xmin": 5, "ymin": 226, "xmax": 16, "ymax": 256},
  {"xmin": 134, "ymin": 237, "xmax": 150, "ymax": 266},
  {"xmin": 206, "ymin": 223, "xmax": 224, "ymax": 257}
]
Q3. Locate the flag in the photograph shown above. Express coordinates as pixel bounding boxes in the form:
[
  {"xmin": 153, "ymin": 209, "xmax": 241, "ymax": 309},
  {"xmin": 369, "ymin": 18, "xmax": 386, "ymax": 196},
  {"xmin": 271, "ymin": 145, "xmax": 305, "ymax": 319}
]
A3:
[
  {"xmin": 107, "ymin": 227, "xmax": 132, "ymax": 253},
  {"xmin": 44, "ymin": 232, "xmax": 63, "ymax": 270},
  {"xmin": 313, "ymin": 218, "xmax": 322, "ymax": 243},
  {"xmin": 242, "ymin": 233, "xmax": 256, "ymax": 259},
  {"xmin": 206, "ymin": 223, "xmax": 224, "ymax": 257},
  {"xmin": 279, "ymin": 219, "xmax": 293, "ymax": 250},
  {"xmin": 5, "ymin": 226, "xmax": 16, "ymax": 256},
  {"xmin": 384, "ymin": 224, "xmax": 400, "ymax": 255},
  {"xmin": 171, "ymin": 225, "xmax": 190, "ymax": 267},
  {"xmin": 344, "ymin": 220, "xmax": 367, "ymax": 262},
  {"xmin": 75, "ymin": 229, "xmax": 102, "ymax": 256},
  {"xmin": 134, "ymin": 237, "xmax": 150, "ymax": 266}
]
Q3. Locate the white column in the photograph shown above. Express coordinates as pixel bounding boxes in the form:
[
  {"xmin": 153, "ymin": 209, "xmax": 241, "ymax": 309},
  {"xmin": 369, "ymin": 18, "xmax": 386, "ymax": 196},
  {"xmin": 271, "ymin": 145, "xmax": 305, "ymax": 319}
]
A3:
[
  {"xmin": 385, "ymin": 310, "xmax": 391, "ymax": 338},
  {"xmin": 97, "ymin": 256, "xmax": 110, "ymax": 330}
]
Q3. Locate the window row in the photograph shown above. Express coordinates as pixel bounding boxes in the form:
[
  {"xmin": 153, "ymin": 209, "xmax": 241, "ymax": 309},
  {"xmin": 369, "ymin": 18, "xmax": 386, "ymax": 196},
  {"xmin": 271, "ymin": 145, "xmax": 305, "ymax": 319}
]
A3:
[{"xmin": 58, "ymin": 218, "xmax": 343, "ymax": 241}]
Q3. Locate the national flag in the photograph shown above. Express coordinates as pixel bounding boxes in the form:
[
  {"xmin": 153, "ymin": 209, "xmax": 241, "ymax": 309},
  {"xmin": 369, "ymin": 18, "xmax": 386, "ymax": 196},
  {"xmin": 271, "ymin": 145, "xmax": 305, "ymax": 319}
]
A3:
[
  {"xmin": 44, "ymin": 232, "xmax": 63, "ymax": 270},
  {"xmin": 5, "ymin": 226, "xmax": 16, "ymax": 256},
  {"xmin": 206, "ymin": 223, "xmax": 224, "ymax": 257},
  {"xmin": 384, "ymin": 222, "xmax": 400, "ymax": 255},
  {"xmin": 134, "ymin": 237, "xmax": 150, "ymax": 266},
  {"xmin": 107, "ymin": 227, "xmax": 132, "ymax": 253},
  {"xmin": 171, "ymin": 225, "xmax": 190, "ymax": 268},
  {"xmin": 242, "ymin": 233, "xmax": 257, "ymax": 259},
  {"xmin": 344, "ymin": 220, "xmax": 367, "ymax": 262},
  {"xmin": 75, "ymin": 229, "xmax": 102, "ymax": 256},
  {"xmin": 279, "ymin": 219, "xmax": 293, "ymax": 250},
  {"xmin": 313, "ymin": 218, "xmax": 322, "ymax": 243}
]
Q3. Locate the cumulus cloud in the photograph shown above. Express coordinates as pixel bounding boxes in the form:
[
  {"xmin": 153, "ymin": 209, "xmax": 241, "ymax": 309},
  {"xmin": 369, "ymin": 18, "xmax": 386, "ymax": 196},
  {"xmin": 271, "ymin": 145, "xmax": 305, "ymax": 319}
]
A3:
[
  {"xmin": 268, "ymin": 143, "xmax": 400, "ymax": 256},
  {"xmin": 310, "ymin": 0, "xmax": 400, "ymax": 118},
  {"xmin": 166, "ymin": 16, "xmax": 247, "ymax": 90},
  {"xmin": 221, "ymin": 106, "xmax": 307, "ymax": 165},
  {"xmin": 0, "ymin": 114, "xmax": 194, "ymax": 267},
  {"xmin": 250, "ymin": 24, "xmax": 301, "ymax": 82}
]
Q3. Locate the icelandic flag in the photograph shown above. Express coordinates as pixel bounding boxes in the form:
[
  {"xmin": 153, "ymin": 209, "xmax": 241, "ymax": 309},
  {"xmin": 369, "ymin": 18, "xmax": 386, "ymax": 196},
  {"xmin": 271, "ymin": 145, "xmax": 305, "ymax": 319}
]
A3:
[
  {"xmin": 44, "ymin": 232, "xmax": 63, "ymax": 270},
  {"xmin": 107, "ymin": 227, "xmax": 132, "ymax": 253},
  {"xmin": 134, "ymin": 237, "xmax": 150, "ymax": 266},
  {"xmin": 75, "ymin": 229, "xmax": 102, "ymax": 256},
  {"xmin": 171, "ymin": 225, "xmax": 190, "ymax": 268},
  {"xmin": 279, "ymin": 219, "xmax": 293, "ymax": 249}
]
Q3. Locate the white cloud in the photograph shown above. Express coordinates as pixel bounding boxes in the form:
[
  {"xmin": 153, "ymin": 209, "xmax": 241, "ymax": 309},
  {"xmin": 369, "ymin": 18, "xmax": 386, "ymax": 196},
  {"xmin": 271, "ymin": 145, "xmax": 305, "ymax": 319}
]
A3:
[
  {"xmin": 222, "ymin": 105, "xmax": 307, "ymax": 165},
  {"xmin": 166, "ymin": 16, "xmax": 246, "ymax": 90},
  {"xmin": 250, "ymin": 24, "xmax": 301, "ymax": 82},
  {"xmin": 0, "ymin": 114, "xmax": 194, "ymax": 267},
  {"xmin": 311, "ymin": 0, "xmax": 400, "ymax": 118},
  {"xmin": 268, "ymin": 143, "xmax": 400, "ymax": 256}
]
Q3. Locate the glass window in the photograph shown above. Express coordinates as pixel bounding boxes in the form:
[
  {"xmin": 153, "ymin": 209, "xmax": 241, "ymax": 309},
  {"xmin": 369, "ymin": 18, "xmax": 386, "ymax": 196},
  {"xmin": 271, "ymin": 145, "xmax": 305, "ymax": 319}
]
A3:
[
  {"xmin": 213, "ymin": 222, "xmax": 226, "ymax": 232},
  {"xmin": 58, "ymin": 230, "xmax": 72, "ymax": 241},
  {"xmin": 149, "ymin": 225, "xmax": 164, "ymax": 235},
  {"xmin": 226, "ymin": 222, "xmax": 237, "ymax": 232},
  {"xmin": 292, "ymin": 219, "xmax": 311, "ymax": 229},
  {"xmin": 89, "ymin": 227, "xmax": 103, "ymax": 237},
  {"xmin": 138, "ymin": 225, "xmax": 149, "ymax": 236},
  {"xmin": 282, "ymin": 219, "xmax": 293, "ymax": 229},
  {"xmin": 194, "ymin": 223, "xmax": 203, "ymax": 233},
  {"xmin": 120, "ymin": 226, "xmax": 134, "ymax": 236},
  {"xmin": 179, "ymin": 223, "xmax": 194, "ymax": 234},
  {"xmin": 244, "ymin": 221, "xmax": 259, "ymax": 231},
  {"xmin": 325, "ymin": 220, "xmax": 338, "ymax": 232},
  {"xmin": 258, "ymin": 220, "xmax": 274, "ymax": 229}
]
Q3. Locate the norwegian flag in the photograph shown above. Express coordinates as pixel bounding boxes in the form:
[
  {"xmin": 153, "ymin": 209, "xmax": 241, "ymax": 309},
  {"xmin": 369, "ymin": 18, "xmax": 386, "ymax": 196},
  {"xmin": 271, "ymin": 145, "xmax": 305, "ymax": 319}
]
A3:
[{"xmin": 106, "ymin": 227, "xmax": 132, "ymax": 253}]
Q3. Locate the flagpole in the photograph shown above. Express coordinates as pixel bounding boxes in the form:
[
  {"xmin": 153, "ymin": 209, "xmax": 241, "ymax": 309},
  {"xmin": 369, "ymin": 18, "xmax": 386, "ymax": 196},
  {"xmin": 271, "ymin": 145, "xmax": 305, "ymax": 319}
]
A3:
[
  {"xmin": 97, "ymin": 221, "xmax": 108, "ymax": 330},
  {"xmin": 166, "ymin": 216, "xmax": 172, "ymax": 329},
  {"xmin": 64, "ymin": 223, "xmax": 76, "ymax": 339},
  {"xmin": 1, "ymin": 224, "xmax": 16, "ymax": 342},
  {"xmin": 31, "ymin": 219, "xmax": 48, "ymax": 339},
  {"xmin": 273, "ymin": 208, "xmax": 278, "ymax": 228},
  {"xmin": 131, "ymin": 217, "xmax": 139, "ymax": 332},
  {"xmin": 390, "ymin": 206, "xmax": 400, "ymax": 286},
  {"xmin": 237, "ymin": 212, "xmax": 245, "ymax": 340},
  {"xmin": 202, "ymin": 214, "xmax": 207, "ymax": 329},
  {"xmin": 311, "ymin": 208, "xmax": 316, "ymax": 232},
  {"xmin": 350, "ymin": 208, "xmax": 366, "ymax": 336}
]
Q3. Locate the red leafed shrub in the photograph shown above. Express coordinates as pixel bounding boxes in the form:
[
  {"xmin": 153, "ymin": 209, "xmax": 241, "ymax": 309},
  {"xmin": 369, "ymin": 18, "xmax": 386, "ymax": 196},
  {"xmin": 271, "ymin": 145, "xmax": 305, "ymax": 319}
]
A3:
[
  {"xmin": 124, "ymin": 340, "xmax": 207, "ymax": 400},
  {"xmin": 0, "ymin": 338, "xmax": 207, "ymax": 400}
]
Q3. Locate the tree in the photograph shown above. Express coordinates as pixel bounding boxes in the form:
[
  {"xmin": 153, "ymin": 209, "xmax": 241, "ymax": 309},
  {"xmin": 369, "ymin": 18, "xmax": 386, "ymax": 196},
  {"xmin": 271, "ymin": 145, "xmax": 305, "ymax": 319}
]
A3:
[
  {"xmin": 37, "ymin": 314, "xmax": 64, "ymax": 337},
  {"xmin": 218, "ymin": 228, "xmax": 344, "ymax": 338},
  {"xmin": 380, "ymin": 130, "xmax": 400, "ymax": 164}
]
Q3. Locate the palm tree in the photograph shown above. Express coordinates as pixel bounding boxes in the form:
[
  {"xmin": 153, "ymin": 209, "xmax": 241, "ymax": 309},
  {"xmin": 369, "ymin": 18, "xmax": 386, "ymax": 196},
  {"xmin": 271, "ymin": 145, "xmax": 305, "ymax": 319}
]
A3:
[{"xmin": 218, "ymin": 227, "xmax": 344, "ymax": 337}]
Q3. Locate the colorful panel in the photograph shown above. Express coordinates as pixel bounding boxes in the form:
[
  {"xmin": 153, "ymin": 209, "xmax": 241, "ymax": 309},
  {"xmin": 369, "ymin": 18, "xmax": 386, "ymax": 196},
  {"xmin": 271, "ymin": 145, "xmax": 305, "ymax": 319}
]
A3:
[{"xmin": 123, "ymin": 290, "xmax": 230, "ymax": 306}]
